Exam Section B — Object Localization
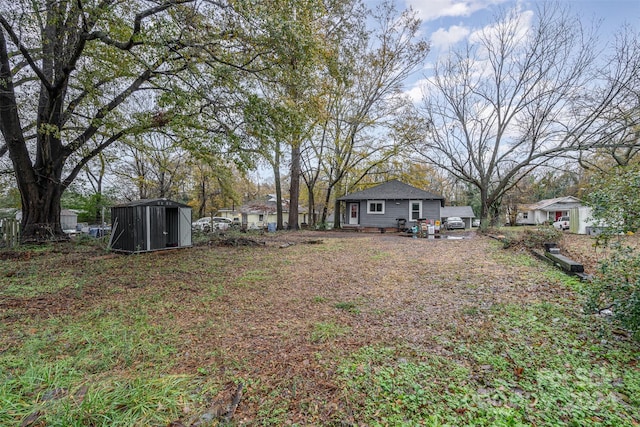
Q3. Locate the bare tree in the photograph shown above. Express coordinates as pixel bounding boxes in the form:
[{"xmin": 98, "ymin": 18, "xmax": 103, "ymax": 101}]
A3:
[
  {"xmin": 109, "ymin": 133, "xmax": 188, "ymax": 201},
  {"xmin": 415, "ymin": 4, "xmax": 640, "ymax": 226}
]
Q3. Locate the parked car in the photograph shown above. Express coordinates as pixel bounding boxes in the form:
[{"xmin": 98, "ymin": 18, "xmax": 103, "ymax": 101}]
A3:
[
  {"xmin": 553, "ymin": 216, "xmax": 570, "ymax": 231},
  {"xmin": 445, "ymin": 216, "xmax": 465, "ymax": 230},
  {"xmin": 192, "ymin": 217, "xmax": 233, "ymax": 232},
  {"xmin": 192, "ymin": 217, "xmax": 213, "ymax": 231},
  {"xmin": 212, "ymin": 217, "xmax": 232, "ymax": 231}
]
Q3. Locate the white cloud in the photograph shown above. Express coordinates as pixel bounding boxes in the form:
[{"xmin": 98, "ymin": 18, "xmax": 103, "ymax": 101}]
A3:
[
  {"xmin": 406, "ymin": 0, "xmax": 511, "ymax": 21},
  {"xmin": 405, "ymin": 79, "xmax": 428, "ymax": 103},
  {"xmin": 430, "ymin": 25, "xmax": 471, "ymax": 50}
]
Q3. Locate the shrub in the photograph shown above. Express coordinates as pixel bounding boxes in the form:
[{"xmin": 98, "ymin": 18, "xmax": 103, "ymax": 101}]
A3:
[
  {"xmin": 501, "ymin": 226, "xmax": 561, "ymax": 249},
  {"xmin": 584, "ymin": 164, "xmax": 640, "ymax": 338},
  {"xmin": 586, "ymin": 244, "xmax": 640, "ymax": 337}
]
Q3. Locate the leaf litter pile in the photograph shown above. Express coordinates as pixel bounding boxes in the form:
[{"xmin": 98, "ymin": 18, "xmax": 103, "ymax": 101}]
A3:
[{"xmin": 1, "ymin": 231, "xmax": 639, "ymax": 426}]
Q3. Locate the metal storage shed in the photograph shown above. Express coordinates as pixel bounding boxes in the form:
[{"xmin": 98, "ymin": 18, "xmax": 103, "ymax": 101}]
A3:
[{"xmin": 109, "ymin": 199, "xmax": 192, "ymax": 253}]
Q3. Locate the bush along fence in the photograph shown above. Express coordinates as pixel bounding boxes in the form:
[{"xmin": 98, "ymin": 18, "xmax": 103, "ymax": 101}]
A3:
[{"xmin": 1, "ymin": 218, "xmax": 20, "ymax": 248}]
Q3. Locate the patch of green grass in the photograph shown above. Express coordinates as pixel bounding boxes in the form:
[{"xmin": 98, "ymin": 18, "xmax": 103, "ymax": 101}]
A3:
[
  {"xmin": 370, "ymin": 251, "xmax": 390, "ymax": 261},
  {"xmin": 253, "ymin": 389, "xmax": 289, "ymax": 425},
  {"xmin": 0, "ymin": 273, "xmax": 85, "ymax": 298},
  {"xmin": 206, "ymin": 282, "xmax": 226, "ymax": 300},
  {"xmin": 335, "ymin": 301, "xmax": 360, "ymax": 314},
  {"xmin": 541, "ymin": 268, "xmax": 586, "ymax": 291},
  {"xmin": 0, "ymin": 371, "xmax": 205, "ymax": 426},
  {"xmin": 337, "ymin": 303, "xmax": 640, "ymax": 426},
  {"xmin": 492, "ymin": 249, "xmax": 540, "ymax": 267},
  {"xmin": 0, "ymin": 307, "xmax": 209, "ymax": 426},
  {"xmin": 235, "ymin": 269, "xmax": 271, "ymax": 287},
  {"xmin": 6, "ymin": 310, "xmax": 178, "ymax": 374},
  {"xmin": 312, "ymin": 296, "xmax": 327, "ymax": 303},
  {"xmin": 310, "ymin": 322, "xmax": 350, "ymax": 343},
  {"xmin": 339, "ymin": 346, "xmax": 475, "ymax": 425},
  {"xmin": 461, "ymin": 305, "xmax": 480, "ymax": 316}
]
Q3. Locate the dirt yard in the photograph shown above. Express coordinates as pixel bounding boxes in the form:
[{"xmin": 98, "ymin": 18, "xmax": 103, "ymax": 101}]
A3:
[{"xmin": 1, "ymin": 229, "xmax": 638, "ymax": 425}]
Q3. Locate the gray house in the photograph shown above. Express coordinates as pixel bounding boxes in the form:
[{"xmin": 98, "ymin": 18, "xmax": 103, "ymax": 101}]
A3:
[{"xmin": 337, "ymin": 180, "xmax": 445, "ymax": 231}]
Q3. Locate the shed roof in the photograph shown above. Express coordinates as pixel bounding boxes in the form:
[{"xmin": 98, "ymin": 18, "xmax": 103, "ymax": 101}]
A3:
[
  {"xmin": 441, "ymin": 206, "xmax": 475, "ymax": 218},
  {"xmin": 338, "ymin": 180, "xmax": 444, "ymax": 205},
  {"xmin": 112, "ymin": 198, "xmax": 190, "ymax": 208}
]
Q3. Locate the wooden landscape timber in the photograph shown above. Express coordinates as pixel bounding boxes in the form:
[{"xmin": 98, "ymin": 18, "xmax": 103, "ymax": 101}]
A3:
[
  {"xmin": 544, "ymin": 252, "xmax": 585, "ymax": 273},
  {"xmin": 529, "ymin": 242, "xmax": 591, "ymax": 281}
]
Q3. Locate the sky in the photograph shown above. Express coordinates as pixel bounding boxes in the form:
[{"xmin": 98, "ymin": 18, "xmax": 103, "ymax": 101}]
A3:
[
  {"xmin": 382, "ymin": 0, "xmax": 640, "ymax": 99},
  {"xmin": 401, "ymin": 0, "xmax": 639, "ymax": 46}
]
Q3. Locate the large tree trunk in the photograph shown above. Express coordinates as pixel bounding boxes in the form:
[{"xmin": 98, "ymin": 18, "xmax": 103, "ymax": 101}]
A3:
[
  {"xmin": 306, "ymin": 182, "xmax": 315, "ymax": 227},
  {"xmin": 274, "ymin": 164, "xmax": 283, "ymax": 230},
  {"xmin": 479, "ymin": 188, "xmax": 490, "ymax": 229},
  {"xmin": 273, "ymin": 143, "xmax": 284, "ymax": 230},
  {"xmin": 320, "ymin": 185, "xmax": 333, "ymax": 224},
  {"xmin": 16, "ymin": 131, "xmax": 69, "ymax": 242},
  {"xmin": 287, "ymin": 144, "xmax": 301, "ymax": 230},
  {"xmin": 2, "ymin": 28, "xmax": 67, "ymax": 241},
  {"xmin": 333, "ymin": 198, "xmax": 341, "ymax": 229},
  {"xmin": 198, "ymin": 180, "xmax": 206, "ymax": 218},
  {"xmin": 490, "ymin": 202, "xmax": 502, "ymax": 227},
  {"xmin": 19, "ymin": 179, "xmax": 66, "ymax": 242}
]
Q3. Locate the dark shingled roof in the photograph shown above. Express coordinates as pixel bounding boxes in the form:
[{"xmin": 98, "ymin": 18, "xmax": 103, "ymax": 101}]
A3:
[
  {"xmin": 338, "ymin": 180, "xmax": 444, "ymax": 205},
  {"xmin": 441, "ymin": 206, "xmax": 475, "ymax": 218}
]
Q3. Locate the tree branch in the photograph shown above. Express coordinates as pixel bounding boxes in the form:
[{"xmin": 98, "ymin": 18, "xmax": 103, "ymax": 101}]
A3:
[
  {"xmin": 83, "ymin": 0, "xmax": 194, "ymax": 50},
  {"xmin": 0, "ymin": 14, "xmax": 52, "ymax": 91},
  {"xmin": 63, "ymin": 130, "xmax": 125, "ymax": 188},
  {"xmin": 63, "ymin": 56, "xmax": 166, "ymax": 156},
  {"xmin": 60, "ymin": 78, "xmax": 112, "ymax": 127}
]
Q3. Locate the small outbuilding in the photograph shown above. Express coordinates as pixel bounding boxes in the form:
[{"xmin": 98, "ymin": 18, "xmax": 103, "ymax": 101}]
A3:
[
  {"xmin": 109, "ymin": 199, "xmax": 192, "ymax": 253},
  {"xmin": 441, "ymin": 206, "xmax": 476, "ymax": 229}
]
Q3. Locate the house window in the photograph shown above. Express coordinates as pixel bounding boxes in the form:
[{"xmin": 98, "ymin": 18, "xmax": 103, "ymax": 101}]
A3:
[
  {"xmin": 410, "ymin": 200, "xmax": 422, "ymax": 220},
  {"xmin": 522, "ymin": 212, "xmax": 528, "ymax": 219},
  {"xmin": 367, "ymin": 200, "xmax": 385, "ymax": 214},
  {"xmin": 259, "ymin": 214, "xmax": 264, "ymax": 221}
]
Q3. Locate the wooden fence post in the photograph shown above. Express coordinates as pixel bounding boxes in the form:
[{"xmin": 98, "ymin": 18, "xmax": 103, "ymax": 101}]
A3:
[{"xmin": 1, "ymin": 218, "xmax": 20, "ymax": 248}]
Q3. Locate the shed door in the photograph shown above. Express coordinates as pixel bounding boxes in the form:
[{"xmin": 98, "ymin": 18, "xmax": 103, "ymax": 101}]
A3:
[
  {"xmin": 349, "ymin": 203, "xmax": 359, "ymax": 225},
  {"xmin": 148, "ymin": 206, "xmax": 166, "ymax": 250},
  {"xmin": 179, "ymin": 208, "xmax": 192, "ymax": 247}
]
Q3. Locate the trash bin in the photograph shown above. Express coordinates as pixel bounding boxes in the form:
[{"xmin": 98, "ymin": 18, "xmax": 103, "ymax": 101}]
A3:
[{"xmin": 267, "ymin": 222, "xmax": 276, "ymax": 232}]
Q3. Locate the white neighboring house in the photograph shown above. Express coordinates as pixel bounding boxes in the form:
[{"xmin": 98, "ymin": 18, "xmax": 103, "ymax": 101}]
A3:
[
  {"xmin": 569, "ymin": 206, "xmax": 594, "ymax": 234},
  {"xmin": 516, "ymin": 196, "xmax": 583, "ymax": 226},
  {"xmin": 218, "ymin": 194, "xmax": 309, "ymax": 230}
]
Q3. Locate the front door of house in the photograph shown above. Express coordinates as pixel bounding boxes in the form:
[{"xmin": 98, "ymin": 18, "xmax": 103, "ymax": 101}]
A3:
[{"xmin": 349, "ymin": 203, "xmax": 359, "ymax": 225}]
